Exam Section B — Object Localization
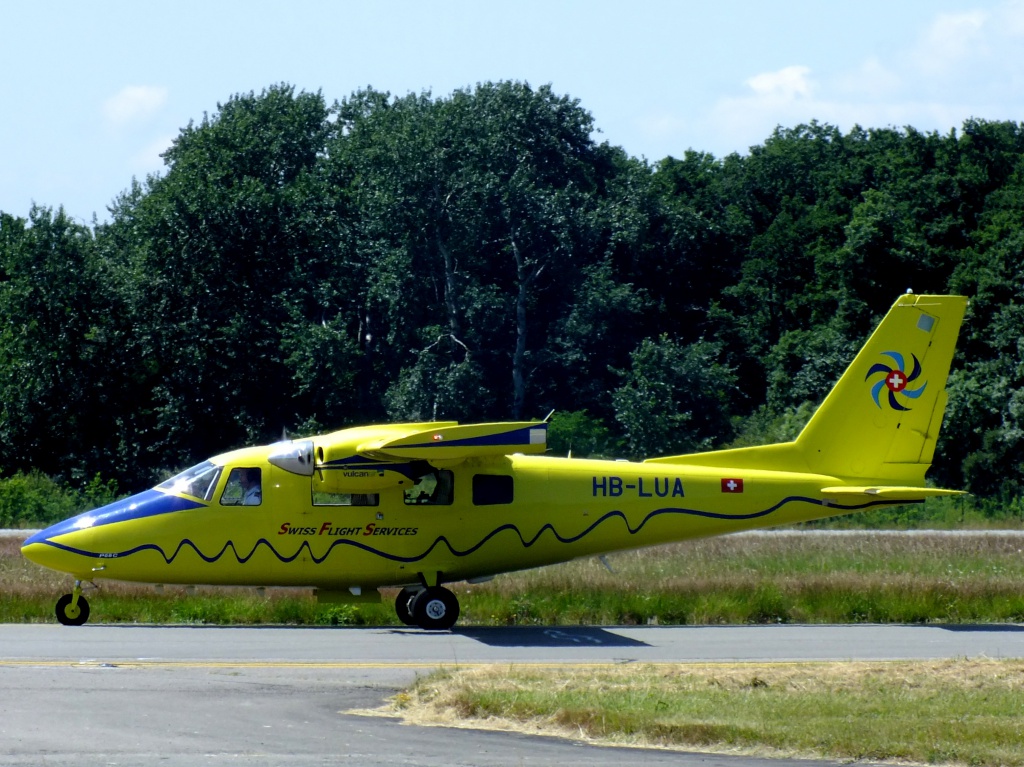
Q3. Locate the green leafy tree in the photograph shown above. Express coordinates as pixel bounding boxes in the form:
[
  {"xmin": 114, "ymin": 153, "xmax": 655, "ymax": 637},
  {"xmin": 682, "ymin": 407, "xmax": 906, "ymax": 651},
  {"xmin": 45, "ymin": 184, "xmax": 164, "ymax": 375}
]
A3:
[
  {"xmin": 3, "ymin": 85, "xmax": 1024, "ymax": 506},
  {"xmin": 331, "ymin": 82, "xmax": 612, "ymax": 421},
  {"xmin": 613, "ymin": 337, "xmax": 737, "ymax": 458},
  {"xmin": 0, "ymin": 207, "xmax": 126, "ymax": 482},
  {"xmin": 545, "ymin": 410, "xmax": 621, "ymax": 458},
  {"xmin": 102, "ymin": 85, "xmax": 353, "ymax": 473},
  {"xmin": 942, "ymin": 156, "xmax": 1024, "ymax": 495},
  {"xmin": 545, "ymin": 257, "xmax": 649, "ymax": 418}
]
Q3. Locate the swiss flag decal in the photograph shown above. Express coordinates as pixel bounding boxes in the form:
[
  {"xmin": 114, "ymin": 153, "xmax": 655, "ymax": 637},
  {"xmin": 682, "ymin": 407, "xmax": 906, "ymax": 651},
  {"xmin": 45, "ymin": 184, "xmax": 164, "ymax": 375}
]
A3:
[{"xmin": 721, "ymin": 478, "xmax": 744, "ymax": 493}]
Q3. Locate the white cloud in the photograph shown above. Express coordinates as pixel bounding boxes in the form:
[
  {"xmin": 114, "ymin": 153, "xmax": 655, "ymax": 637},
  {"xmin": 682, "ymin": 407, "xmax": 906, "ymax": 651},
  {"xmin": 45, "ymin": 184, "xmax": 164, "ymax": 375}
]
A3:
[
  {"xmin": 898, "ymin": 3, "xmax": 1024, "ymax": 105},
  {"xmin": 103, "ymin": 85, "xmax": 169, "ymax": 127},
  {"xmin": 688, "ymin": 1, "xmax": 1024, "ymax": 157},
  {"xmin": 745, "ymin": 65, "xmax": 814, "ymax": 102},
  {"xmin": 835, "ymin": 57, "xmax": 901, "ymax": 100},
  {"xmin": 695, "ymin": 66, "xmax": 820, "ymax": 153},
  {"xmin": 912, "ymin": 10, "xmax": 989, "ymax": 76}
]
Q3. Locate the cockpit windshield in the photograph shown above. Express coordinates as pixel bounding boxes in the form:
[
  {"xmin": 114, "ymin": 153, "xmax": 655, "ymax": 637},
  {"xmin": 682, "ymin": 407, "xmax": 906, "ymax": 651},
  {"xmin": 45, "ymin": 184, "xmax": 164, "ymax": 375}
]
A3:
[{"xmin": 157, "ymin": 461, "xmax": 223, "ymax": 502}]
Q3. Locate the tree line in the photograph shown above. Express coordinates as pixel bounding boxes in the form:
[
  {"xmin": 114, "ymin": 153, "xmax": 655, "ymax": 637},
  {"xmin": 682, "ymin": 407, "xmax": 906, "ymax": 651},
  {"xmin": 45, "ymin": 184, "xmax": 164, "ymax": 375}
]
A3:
[{"xmin": 1, "ymin": 82, "xmax": 1022, "ymax": 502}]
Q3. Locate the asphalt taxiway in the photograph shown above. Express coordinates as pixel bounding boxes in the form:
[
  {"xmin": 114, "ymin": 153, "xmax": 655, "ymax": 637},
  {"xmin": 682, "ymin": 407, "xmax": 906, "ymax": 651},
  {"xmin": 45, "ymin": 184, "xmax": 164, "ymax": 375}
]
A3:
[{"xmin": 2, "ymin": 623, "xmax": 1023, "ymax": 766}]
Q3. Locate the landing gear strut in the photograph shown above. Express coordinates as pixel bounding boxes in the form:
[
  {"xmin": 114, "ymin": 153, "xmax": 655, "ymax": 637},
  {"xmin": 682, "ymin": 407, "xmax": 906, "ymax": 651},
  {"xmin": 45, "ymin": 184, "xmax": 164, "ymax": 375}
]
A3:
[
  {"xmin": 55, "ymin": 581, "xmax": 90, "ymax": 626},
  {"xmin": 395, "ymin": 586, "xmax": 420, "ymax": 626},
  {"xmin": 393, "ymin": 585, "xmax": 460, "ymax": 630}
]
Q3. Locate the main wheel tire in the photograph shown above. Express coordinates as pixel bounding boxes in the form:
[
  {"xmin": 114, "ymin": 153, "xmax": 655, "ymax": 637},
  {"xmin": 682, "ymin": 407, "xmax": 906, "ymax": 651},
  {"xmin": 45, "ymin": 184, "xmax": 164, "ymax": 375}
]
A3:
[
  {"xmin": 55, "ymin": 593, "xmax": 90, "ymax": 626},
  {"xmin": 411, "ymin": 586, "xmax": 460, "ymax": 630},
  {"xmin": 394, "ymin": 586, "xmax": 421, "ymax": 626}
]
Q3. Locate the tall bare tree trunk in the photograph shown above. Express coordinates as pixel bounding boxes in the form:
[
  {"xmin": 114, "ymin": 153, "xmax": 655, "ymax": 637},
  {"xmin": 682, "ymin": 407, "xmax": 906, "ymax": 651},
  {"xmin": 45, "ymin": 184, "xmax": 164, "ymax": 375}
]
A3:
[
  {"xmin": 436, "ymin": 235, "xmax": 466, "ymax": 362},
  {"xmin": 511, "ymin": 236, "xmax": 542, "ymax": 420}
]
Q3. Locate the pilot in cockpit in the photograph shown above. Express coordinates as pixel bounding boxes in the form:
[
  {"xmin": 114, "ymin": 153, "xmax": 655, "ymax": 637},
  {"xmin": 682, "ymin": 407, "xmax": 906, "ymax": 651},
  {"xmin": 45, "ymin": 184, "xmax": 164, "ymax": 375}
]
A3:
[
  {"xmin": 222, "ymin": 467, "xmax": 262, "ymax": 506},
  {"xmin": 239, "ymin": 468, "xmax": 262, "ymax": 505}
]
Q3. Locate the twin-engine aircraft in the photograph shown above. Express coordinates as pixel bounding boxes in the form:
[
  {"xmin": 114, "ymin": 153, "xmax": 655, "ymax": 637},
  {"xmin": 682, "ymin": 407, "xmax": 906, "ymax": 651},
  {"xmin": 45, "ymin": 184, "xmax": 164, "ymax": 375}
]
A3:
[{"xmin": 22, "ymin": 294, "xmax": 968, "ymax": 630}]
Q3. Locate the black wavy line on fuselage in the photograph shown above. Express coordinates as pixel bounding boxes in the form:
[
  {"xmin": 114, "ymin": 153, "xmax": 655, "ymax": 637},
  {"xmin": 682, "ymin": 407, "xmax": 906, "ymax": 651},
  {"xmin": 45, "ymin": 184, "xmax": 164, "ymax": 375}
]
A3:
[{"xmin": 39, "ymin": 496, "xmax": 915, "ymax": 566}]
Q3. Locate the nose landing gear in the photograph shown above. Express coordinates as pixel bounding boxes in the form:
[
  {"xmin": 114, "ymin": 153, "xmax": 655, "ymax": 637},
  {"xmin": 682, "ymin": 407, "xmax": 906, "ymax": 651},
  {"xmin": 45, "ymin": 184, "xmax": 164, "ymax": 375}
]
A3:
[{"xmin": 55, "ymin": 581, "xmax": 90, "ymax": 626}]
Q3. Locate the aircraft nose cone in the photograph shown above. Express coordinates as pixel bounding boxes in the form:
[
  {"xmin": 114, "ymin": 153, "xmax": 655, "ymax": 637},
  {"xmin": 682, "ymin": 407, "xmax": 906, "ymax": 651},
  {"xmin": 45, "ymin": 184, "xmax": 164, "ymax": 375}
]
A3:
[
  {"xmin": 19, "ymin": 494, "xmax": 140, "ymax": 575},
  {"xmin": 20, "ymin": 538, "xmax": 60, "ymax": 569},
  {"xmin": 20, "ymin": 514, "xmax": 112, "ymax": 578},
  {"xmin": 20, "ymin": 532, "xmax": 87, "ymax": 577},
  {"xmin": 17, "ymin": 490, "xmax": 207, "ymax": 578},
  {"xmin": 22, "ymin": 526, "xmax": 51, "ymax": 548}
]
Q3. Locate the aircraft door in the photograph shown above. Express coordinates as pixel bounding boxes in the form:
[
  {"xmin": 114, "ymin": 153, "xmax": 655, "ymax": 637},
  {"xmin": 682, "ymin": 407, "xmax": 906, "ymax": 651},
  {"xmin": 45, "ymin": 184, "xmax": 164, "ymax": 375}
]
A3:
[{"xmin": 403, "ymin": 469, "xmax": 454, "ymax": 505}]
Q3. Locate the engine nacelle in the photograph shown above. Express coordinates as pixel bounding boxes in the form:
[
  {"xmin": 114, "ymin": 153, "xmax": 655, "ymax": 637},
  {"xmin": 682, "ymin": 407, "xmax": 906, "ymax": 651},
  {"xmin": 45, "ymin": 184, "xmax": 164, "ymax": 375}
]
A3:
[{"xmin": 312, "ymin": 463, "xmax": 419, "ymax": 493}]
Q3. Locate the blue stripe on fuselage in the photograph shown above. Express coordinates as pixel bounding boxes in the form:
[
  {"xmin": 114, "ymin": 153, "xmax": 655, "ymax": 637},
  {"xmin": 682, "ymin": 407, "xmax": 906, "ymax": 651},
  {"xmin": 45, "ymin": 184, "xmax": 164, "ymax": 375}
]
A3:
[{"xmin": 23, "ymin": 490, "xmax": 205, "ymax": 545}]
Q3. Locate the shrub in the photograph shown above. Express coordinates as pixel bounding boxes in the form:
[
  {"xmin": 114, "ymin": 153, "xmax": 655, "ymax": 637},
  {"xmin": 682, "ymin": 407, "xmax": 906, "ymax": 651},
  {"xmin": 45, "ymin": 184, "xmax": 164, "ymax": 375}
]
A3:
[{"xmin": 0, "ymin": 471, "xmax": 120, "ymax": 527}]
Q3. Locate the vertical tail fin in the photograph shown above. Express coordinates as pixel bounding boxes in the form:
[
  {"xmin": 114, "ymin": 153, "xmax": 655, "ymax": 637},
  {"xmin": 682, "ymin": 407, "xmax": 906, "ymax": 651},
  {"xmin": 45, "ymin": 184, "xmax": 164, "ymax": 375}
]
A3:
[
  {"xmin": 646, "ymin": 294, "xmax": 967, "ymax": 488},
  {"xmin": 795, "ymin": 293, "xmax": 967, "ymax": 483}
]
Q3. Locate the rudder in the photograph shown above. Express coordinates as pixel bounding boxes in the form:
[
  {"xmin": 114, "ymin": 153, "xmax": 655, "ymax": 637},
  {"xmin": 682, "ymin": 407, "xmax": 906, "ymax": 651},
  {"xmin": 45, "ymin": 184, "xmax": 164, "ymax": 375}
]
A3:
[{"xmin": 795, "ymin": 294, "xmax": 967, "ymax": 483}]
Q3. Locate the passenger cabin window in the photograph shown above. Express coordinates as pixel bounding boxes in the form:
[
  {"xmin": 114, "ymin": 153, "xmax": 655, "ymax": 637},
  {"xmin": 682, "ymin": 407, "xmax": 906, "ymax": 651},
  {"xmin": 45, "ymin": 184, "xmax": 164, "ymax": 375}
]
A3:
[
  {"xmin": 404, "ymin": 470, "xmax": 454, "ymax": 505},
  {"xmin": 221, "ymin": 468, "xmax": 263, "ymax": 506},
  {"xmin": 312, "ymin": 491, "xmax": 379, "ymax": 507},
  {"xmin": 473, "ymin": 474, "xmax": 514, "ymax": 505}
]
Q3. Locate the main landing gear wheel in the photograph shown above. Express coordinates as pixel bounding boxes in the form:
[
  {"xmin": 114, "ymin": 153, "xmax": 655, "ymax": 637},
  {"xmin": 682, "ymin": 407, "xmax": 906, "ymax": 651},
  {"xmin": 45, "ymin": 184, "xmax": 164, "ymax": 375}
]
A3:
[
  {"xmin": 395, "ymin": 586, "xmax": 421, "ymax": 626},
  {"xmin": 55, "ymin": 593, "xmax": 90, "ymax": 626},
  {"xmin": 411, "ymin": 586, "xmax": 460, "ymax": 630}
]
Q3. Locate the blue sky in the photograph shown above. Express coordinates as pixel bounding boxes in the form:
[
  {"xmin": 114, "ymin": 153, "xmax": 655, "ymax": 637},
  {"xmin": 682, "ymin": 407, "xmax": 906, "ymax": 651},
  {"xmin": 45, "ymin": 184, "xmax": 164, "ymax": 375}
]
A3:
[{"xmin": 3, "ymin": 0, "xmax": 1023, "ymax": 223}]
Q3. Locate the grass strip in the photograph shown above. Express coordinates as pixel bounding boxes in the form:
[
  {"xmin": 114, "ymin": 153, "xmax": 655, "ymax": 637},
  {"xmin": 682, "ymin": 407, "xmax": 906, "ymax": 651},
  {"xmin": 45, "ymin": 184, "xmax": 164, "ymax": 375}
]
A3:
[
  {"xmin": 388, "ymin": 660, "xmax": 1024, "ymax": 766},
  {"xmin": 5, "ymin": 533, "xmax": 1024, "ymax": 625}
]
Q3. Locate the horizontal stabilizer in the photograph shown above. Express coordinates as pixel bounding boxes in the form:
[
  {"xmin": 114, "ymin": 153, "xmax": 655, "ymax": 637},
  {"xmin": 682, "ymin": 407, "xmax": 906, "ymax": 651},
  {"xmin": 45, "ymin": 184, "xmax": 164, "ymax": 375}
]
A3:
[
  {"xmin": 357, "ymin": 421, "xmax": 547, "ymax": 460},
  {"xmin": 821, "ymin": 486, "xmax": 968, "ymax": 501}
]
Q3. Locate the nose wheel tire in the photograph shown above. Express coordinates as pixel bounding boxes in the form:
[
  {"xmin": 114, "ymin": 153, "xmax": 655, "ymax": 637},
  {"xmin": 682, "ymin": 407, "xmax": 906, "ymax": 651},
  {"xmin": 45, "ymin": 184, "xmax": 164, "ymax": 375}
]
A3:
[
  {"xmin": 411, "ymin": 586, "xmax": 460, "ymax": 630},
  {"xmin": 55, "ymin": 593, "xmax": 90, "ymax": 626},
  {"xmin": 394, "ymin": 586, "xmax": 421, "ymax": 626}
]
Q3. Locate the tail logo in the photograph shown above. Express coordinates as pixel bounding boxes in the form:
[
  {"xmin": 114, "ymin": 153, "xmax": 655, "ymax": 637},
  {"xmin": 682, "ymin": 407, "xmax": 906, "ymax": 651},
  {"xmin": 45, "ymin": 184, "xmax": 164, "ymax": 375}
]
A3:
[{"xmin": 866, "ymin": 351, "xmax": 927, "ymax": 411}]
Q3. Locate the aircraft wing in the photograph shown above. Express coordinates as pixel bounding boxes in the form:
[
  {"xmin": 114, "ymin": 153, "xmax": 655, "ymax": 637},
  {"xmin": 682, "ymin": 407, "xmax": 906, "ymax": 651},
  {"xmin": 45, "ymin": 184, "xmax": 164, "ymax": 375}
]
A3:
[
  {"xmin": 304, "ymin": 421, "xmax": 548, "ymax": 493},
  {"xmin": 356, "ymin": 421, "xmax": 547, "ymax": 461}
]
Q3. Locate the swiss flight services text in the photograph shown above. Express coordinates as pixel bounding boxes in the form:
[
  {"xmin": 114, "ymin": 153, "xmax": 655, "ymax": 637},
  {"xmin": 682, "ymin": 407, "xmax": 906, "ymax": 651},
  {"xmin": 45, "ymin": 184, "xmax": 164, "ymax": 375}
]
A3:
[{"xmin": 278, "ymin": 523, "xmax": 418, "ymax": 537}]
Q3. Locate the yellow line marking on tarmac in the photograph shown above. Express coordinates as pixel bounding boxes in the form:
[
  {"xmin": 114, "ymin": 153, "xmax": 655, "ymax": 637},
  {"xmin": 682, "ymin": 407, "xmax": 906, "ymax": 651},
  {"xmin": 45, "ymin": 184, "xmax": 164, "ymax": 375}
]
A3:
[
  {"xmin": 2, "ymin": 660, "xmax": 434, "ymax": 669},
  {"xmin": 0, "ymin": 659, "xmax": 895, "ymax": 670}
]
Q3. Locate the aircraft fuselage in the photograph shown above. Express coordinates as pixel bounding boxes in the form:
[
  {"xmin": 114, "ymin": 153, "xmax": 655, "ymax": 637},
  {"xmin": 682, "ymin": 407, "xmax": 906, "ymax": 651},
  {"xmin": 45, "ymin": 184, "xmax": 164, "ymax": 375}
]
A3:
[{"xmin": 21, "ymin": 452, "xmax": 888, "ymax": 591}]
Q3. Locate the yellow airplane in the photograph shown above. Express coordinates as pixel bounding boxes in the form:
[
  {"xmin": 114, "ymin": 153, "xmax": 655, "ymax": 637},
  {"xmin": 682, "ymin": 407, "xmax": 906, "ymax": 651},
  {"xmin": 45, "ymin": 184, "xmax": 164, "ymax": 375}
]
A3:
[{"xmin": 22, "ymin": 293, "xmax": 967, "ymax": 630}]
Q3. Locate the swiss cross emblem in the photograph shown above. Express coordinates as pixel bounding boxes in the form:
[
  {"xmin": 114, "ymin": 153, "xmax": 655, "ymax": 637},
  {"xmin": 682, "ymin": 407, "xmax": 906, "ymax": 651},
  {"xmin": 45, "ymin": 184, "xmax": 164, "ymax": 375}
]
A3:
[
  {"xmin": 886, "ymin": 370, "xmax": 907, "ymax": 393},
  {"xmin": 721, "ymin": 478, "xmax": 744, "ymax": 493},
  {"xmin": 866, "ymin": 350, "xmax": 927, "ymax": 412}
]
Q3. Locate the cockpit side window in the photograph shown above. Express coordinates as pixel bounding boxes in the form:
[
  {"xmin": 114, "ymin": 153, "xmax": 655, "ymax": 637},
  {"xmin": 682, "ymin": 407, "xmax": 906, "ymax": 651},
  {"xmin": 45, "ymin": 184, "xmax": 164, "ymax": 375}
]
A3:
[
  {"xmin": 157, "ymin": 462, "xmax": 223, "ymax": 502},
  {"xmin": 221, "ymin": 467, "xmax": 263, "ymax": 506}
]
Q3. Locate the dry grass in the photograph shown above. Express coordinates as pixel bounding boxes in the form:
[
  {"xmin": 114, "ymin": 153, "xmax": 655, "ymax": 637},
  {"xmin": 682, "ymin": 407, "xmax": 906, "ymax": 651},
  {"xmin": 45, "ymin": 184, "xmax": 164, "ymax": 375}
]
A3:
[
  {"xmin": 386, "ymin": 659, "xmax": 1024, "ymax": 765},
  {"xmin": 508, "ymin": 533, "xmax": 1024, "ymax": 583},
  {"xmin": 5, "ymin": 533, "xmax": 1024, "ymax": 625},
  {"xmin": 452, "ymin": 533, "xmax": 1024, "ymax": 625}
]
